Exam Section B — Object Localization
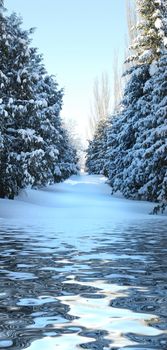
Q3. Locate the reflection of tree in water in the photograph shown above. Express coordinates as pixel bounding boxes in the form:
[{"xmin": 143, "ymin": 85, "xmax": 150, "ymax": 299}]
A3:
[{"xmin": 0, "ymin": 222, "xmax": 167, "ymax": 349}]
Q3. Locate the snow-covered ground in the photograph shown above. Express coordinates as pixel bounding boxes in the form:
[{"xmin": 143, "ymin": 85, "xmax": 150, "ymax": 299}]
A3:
[{"xmin": 0, "ymin": 174, "xmax": 166, "ymax": 232}]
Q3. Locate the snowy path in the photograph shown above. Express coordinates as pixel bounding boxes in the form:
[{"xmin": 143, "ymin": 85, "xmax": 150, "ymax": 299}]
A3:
[
  {"xmin": 0, "ymin": 174, "xmax": 165, "ymax": 231},
  {"xmin": 0, "ymin": 175, "xmax": 167, "ymax": 350}
]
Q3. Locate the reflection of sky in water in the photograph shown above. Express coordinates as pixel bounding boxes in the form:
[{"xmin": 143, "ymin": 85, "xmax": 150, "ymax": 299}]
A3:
[
  {"xmin": 27, "ymin": 334, "xmax": 94, "ymax": 350},
  {"xmin": 0, "ymin": 220, "xmax": 167, "ymax": 349},
  {"xmin": 57, "ymin": 279, "xmax": 163, "ymax": 347}
]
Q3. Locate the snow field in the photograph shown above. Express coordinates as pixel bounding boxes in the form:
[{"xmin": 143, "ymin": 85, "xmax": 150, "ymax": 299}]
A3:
[{"xmin": 0, "ymin": 175, "xmax": 166, "ymax": 234}]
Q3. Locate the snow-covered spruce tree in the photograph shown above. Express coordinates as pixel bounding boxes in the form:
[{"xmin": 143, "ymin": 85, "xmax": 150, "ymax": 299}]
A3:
[
  {"xmin": 41, "ymin": 78, "xmax": 79, "ymax": 182},
  {"xmin": 132, "ymin": 53, "xmax": 167, "ymax": 212},
  {"xmin": 0, "ymin": 6, "xmax": 21, "ymax": 198},
  {"xmin": 105, "ymin": 64, "xmax": 150, "ymax": 194},
  {"xmin": 0, "ymin": 9, "xmax": 78, "ymax": 198},
  {"xmin": 0, "ymin": 12, "xmax": 48, "ymax": 198},
  {"xmin": 129, "ymin": 0, "xmax": 167, "ymax": 64},
  {"xmin": 85, "ymin": 118, "xmax": 108, "ymax": 174},
  {"xmin": 26, "ymin": 57, "xmax": 78, "ymax": 184},
  {"xmin": 104, "ymin": 0, "xmax": 167, "ymax": 211},
  {"xmin": 56, "ymin": 126, "xmax": 79, "ymax": 181},
  {"xmin": 0, "ymin": 6, "xmax": 6, "ymax": 197},
  {"xmin": 30, "ymin": 70, "xmax": 64, "ymax": 186},
  {"xmin": 119, "ymin": 0, "xmax": 167, "ymax": 209}
]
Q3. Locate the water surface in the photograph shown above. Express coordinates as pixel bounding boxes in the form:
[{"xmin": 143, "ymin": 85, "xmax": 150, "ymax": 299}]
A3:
[{"xmin": 0, "ymin": 219, "xmax": 167, "ymax": 349}]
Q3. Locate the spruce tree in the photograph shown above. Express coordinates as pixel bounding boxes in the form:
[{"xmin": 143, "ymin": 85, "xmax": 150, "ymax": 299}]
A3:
[
  {"xmin": 0, "ymin": 13, "xmax": 47, "ymax": 197},
  {"xmin": 129, "ymin": 0, "xmax": 167, "ymax": 64},
  {"xmin": 106, "ymin": 64, "xmax": 150, "ymax": 194},
  {"xmin": 98, "ymin": 0, "xmax": 167, "ymax": 211},
  {"xmin": 56, "ymin": 126, "xmax": 79, "ymax": 181},
  {"xmin": 86, "ymin": 118, "xmax": 108, "ymax": 175},
  {"xmin": 0, "ymin": 8, "xmax": 78, "ymax": 198},
  {"xmin": 137, "ymin": 53, "xmax": 167, "ymax": 210}
]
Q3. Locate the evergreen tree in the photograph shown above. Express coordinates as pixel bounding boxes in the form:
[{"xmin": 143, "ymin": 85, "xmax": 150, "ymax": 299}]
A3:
[
  {"xmin": 129, "ymin": 0, "xmax": 167, "ymax": 64},
  {"xmin": 0, "ymin": 13, "xmax": 47, "ymax": 197},
  {"xmin": 86, "ymin": 118, "xmax": 108, "ymax": 174},
  {"xmin": 105, "ymin": 64, "xmax": 150, "ymax": 194},
  {"xmin": 134, "ymin": 54, "xmax": 167, "ymax": 210},
  {"xmin": 56, "ymin": 126, "xmax": 79, "ymax": 181},
  {"xmin": 0, "ymin": 7, "xmax": 78, "ymax": 198},
  {"xmin": 87, "ymin": 0, "xmax": 167, "ymax": 212},
  {"xmin": 105, "ymin": 0, "xmax": 167, "ymax": 211}
]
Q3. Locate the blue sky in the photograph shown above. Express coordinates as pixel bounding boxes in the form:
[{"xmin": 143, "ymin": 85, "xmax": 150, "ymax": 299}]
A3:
[{"xmin": 5, "ymin": 0, "xmax": 128, "ymax": 139}]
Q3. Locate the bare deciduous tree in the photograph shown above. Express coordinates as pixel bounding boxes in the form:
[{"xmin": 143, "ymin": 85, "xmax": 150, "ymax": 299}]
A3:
[
  {"xmin": 123, "ymin": 0, "xmax": 137, "ymax": 83},
  {"xmin": 87, "ymin": 72, "xmax": 111, "ymax": 140},
  {"xmin": 87, "ymin": 1, "xmax": 137, "ymax": 139},
  {"xmin": 113, "ymin": 51, "xmax": 123, "ymax": 113},
  {"xmin": 126, "ymin": 0, "xmax": 137, "ymax": 46}
]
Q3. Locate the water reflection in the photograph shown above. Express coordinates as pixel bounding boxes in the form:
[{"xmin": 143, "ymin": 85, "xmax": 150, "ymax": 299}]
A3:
[{"xmin": 0, "ymin": 220, "xmax": 167, "ymax": 349}]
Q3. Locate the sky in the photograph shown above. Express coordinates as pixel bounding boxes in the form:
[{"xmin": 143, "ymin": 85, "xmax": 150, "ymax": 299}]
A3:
[{"xmin": 5, "ymin": 0, "xmax": 128, "ymax": 141}]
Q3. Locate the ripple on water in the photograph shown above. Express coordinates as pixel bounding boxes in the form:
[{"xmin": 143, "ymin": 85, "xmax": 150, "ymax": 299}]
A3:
[
  {"xmin": 0, "ymin": 340, "xmax": 13, "ymax": 348},
  {"xmin": 0, "ymin": 221, "xmax": 166, "ymax": 349}
]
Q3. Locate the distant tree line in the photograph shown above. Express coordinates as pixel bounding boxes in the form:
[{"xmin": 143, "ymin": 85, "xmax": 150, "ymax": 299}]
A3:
[
  {"xmin": 0, "ymin": 0, "xmax": 79, "ymax": 199},
  {"xmin": 86, "ymin": 0, "xmax": 167, "ymax": 213}
]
